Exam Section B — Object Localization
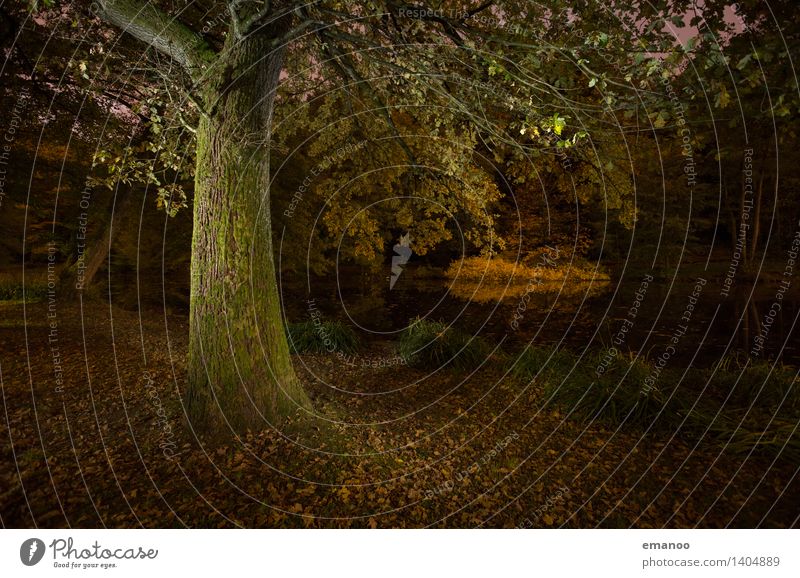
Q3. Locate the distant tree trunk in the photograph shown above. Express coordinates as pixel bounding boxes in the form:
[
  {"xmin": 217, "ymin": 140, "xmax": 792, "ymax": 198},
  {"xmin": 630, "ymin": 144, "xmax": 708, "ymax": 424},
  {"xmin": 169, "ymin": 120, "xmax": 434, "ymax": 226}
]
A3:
[
  {"xmin": 749, "ymin": 170, "xmax": 765, "ymax": 263},
  {"xmin": 59, "ymin": 186, "xmax": 134, "ymax": 296},
  {"xmin": 739, "ymin": 172, "xmax": 750, "ymax": 271},
  {"xmin": 185, "ymin": 32, "xmax": 311, "ymax": 434},
  {"xmin": 723, "ymin": 184, "xmax": 737, "ymax": 254}
]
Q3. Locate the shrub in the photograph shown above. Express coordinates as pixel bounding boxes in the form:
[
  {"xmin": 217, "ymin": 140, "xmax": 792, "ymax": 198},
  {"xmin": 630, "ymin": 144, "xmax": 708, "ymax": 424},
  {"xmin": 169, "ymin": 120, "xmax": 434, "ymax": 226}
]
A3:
[
  {"xmin": 286, "ymin": 319, "xmax": 359, "ymax": 354},
  {"xmin": 398, "ymin": 317, "xmax": 491, "ymax": 371}
]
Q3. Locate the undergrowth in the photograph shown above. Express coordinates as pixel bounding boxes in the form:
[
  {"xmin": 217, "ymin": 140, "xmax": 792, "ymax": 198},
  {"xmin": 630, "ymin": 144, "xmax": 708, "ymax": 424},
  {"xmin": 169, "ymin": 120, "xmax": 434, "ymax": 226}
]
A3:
[
  {"xmin": 399, "ymin": 317, "xmax": 492, "ymax": 371},
  {"xmin": 510, "ymin": 346, "xmax": 799, "ymax": 462}
]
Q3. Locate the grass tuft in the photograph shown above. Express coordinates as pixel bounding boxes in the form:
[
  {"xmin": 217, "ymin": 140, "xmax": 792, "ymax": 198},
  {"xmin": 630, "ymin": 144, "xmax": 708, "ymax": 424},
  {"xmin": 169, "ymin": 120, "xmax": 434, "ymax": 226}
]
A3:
[
  {"xmin": 0, "ymin": 271, "xmax": 50, "ymax": 302},
  {"xmin": 286, "ymin": 319, "xmax": 359, "ymax": 354},
  {"xmin": 510, "ymin": 345, "xmax": 800, "ymax": 461},
  {"xmin": 398, "ymin": 317, "xmax": 491, "ymax": 371}
]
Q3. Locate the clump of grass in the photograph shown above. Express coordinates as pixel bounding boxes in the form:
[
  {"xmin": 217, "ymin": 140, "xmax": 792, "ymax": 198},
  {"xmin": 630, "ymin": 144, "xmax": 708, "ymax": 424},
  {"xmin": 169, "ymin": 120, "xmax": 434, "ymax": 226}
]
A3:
[
  {"xmin": 286, "ymin": 319, "xmax": 359, "ymax": 354},
  {"xmin": 514, "ymin": 346, "xmax": 671, "ymax": 427},
  {"xmin": 398, "ymin": 317, "xmax": 491, "ymax": 371},
  {"xmin": 704, "ymin": 357, "xmax": 799, "ymax": 412},
  {"xmin": 511, "ymin": 346, "xmax": 799, "ymax": 461},
  {"xmin": 510, "ymin": 345, "xmax": 577, "ymax": 382},
  {"xmin": 715, "ymin": 415, "xmax": 800, "ymax": 463},
  {"xmin": 0, "ymin": 271, "xmax": 50, "ymax": 301}
]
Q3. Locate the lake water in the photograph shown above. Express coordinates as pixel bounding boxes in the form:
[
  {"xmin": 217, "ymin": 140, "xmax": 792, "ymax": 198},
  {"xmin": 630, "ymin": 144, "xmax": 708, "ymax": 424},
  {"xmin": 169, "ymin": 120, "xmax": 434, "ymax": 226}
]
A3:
[{"xmin": 284, "ymin": 267, "xmax": 799, "ymax": 368}]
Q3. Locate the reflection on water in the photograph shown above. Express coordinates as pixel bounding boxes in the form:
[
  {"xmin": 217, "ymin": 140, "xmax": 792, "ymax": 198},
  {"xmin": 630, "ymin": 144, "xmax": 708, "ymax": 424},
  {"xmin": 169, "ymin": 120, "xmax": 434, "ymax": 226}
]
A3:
[
  {"xmin": 284, "ymin": 267, "xmax": 799, "ymax": 367},
  {"xmin": 446, "ymin": 279, "xmax": 610, "ymax": 303}
]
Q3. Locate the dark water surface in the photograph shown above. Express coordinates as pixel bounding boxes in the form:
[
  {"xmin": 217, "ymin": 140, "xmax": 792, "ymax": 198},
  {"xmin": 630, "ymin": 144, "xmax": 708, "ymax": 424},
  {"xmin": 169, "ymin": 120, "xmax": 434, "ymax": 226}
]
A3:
[{"xmin": 284, "ymin": 268, "xmax": 799, "ymax": 368}]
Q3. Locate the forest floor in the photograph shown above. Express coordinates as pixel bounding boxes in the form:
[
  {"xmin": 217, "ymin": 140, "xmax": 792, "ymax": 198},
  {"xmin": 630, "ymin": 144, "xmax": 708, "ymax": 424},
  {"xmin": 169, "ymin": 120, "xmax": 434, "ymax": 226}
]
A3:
[{"xmin": 0, "ymin": 300, "xmax": 798, "ymax": 528}]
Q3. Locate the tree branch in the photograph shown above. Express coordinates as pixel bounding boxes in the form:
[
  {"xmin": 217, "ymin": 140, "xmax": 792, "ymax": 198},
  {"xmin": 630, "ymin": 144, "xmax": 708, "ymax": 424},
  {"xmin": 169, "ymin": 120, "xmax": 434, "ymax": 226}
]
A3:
[
  {"xmin": 94, "ymin": 0, "xmax": 217, "ymax": 78},
  {"xmin": 320, "ymin": 38, "xmax": 418, "ymax": 166},
  {"xmin": 240, "ymin": 0, "xmax": 273, "ymax": 36}
]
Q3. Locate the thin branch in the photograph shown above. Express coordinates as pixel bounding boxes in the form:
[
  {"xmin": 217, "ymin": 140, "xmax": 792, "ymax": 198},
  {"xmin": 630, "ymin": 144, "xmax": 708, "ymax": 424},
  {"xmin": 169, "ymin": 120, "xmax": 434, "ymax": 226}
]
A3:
[{"xmin": 465, "ymin": 1, "xmax": 495, "ymax": 19}]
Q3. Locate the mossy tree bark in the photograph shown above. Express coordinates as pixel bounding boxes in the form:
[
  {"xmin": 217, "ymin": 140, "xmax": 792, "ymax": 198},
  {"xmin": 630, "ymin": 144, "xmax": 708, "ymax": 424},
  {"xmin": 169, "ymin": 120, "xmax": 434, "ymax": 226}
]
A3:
[
  {"xmin": 95, "ymin": 0, "xmax": 313, "ymax": 435},
  {"xmin": 185, "ymin": 33, "xmax": 311, "ymax": 434}
]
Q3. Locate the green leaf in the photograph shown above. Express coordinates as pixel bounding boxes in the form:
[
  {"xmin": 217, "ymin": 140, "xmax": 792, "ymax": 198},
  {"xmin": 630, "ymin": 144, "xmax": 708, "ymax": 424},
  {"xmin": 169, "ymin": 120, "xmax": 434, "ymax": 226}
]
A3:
[
  {"xmin": 736, "ymin": 54, "xmax": 752, "ymax": 70},
  {"xmin": 553, "ymin": 114, "xmax": 566, "ymax": 136}
]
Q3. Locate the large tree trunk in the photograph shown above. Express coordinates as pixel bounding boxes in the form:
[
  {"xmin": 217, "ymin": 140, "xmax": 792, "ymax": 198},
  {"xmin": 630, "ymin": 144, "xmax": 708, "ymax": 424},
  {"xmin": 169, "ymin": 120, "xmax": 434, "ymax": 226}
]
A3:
[{"xmin": 185, "ymin": 32, "xmax": 310, "ymax": 434}]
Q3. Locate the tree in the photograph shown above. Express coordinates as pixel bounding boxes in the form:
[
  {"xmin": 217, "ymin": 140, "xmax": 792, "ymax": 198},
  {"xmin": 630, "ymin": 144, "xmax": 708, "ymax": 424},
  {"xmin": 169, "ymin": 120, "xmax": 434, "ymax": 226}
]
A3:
[
  {"xmin": 695, "ymin": 1, "xmax": 800, "ymax": 270},
  {"xmin": 44, "ymin": 0, "xmax": 690, "ymax": 435}
]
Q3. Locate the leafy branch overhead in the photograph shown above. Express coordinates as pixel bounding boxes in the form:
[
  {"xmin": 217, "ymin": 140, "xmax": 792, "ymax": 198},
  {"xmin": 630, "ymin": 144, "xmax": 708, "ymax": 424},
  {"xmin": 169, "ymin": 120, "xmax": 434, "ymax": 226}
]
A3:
[{"xmin": 35, "ymin": 0, "xmax": 789, "ymax": 266}]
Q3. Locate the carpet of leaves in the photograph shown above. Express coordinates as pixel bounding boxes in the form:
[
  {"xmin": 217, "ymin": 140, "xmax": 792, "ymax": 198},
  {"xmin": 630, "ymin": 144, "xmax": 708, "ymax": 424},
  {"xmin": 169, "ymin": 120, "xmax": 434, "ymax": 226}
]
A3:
[{"xmin": 1, "ymin": 302, "xmax": 797, "ymax": 528}]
